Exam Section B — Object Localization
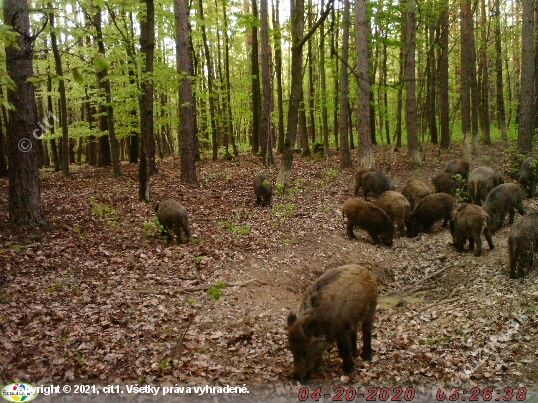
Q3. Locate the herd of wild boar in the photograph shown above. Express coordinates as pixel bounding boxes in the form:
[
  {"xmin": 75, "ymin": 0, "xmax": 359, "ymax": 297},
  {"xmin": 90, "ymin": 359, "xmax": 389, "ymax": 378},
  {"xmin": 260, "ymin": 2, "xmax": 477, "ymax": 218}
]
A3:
[{"xmin": 153, "ymin": 157, "xmax": 538, "ymax": 382}]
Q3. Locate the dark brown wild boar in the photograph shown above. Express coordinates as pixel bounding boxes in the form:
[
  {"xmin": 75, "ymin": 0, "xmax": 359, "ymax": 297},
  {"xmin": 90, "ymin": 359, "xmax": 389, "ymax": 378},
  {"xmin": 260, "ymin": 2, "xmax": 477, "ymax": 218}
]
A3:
[
  {"xmin": 353, "ymin": 168, "xmax": 375, "ymax": 197},
  {"xmin": 375, "ymin": 191, "xmax": 411, "ymax": 236},
  {"xmin": 518, "ymin": 156, "xmax": 538, "ymax": 197},
  {"xmin": 155, "ymin": 199, "xmax": 191, "ymax": 243},
  {"xmin": 450, "ymin": 204, "xmax": 494, "ymax": 256},
  {"xmin": 483, "ymin": 183, "xmax": 526, "ymax": 233},
  {"xmin": 445, "ymin": 158, "xmax": 470, "ymax": 180},
  {"xmin": 468, "ymin": 166, "xmax": 504, "ymax": 206},
  {"xmin": 508, "ymin": 213, "xmax": 538, "ymax": 279},
  {"xmin": 253, "ymin": 174, "xmax": 273, "ymax": 206},
  {"xmin": 401, "ymin": 180, "xmax": 432, "ymax": 209},
  {"xmin": 431, "ymin": 173, "xmax": 458, "ymax": 196},
  {"xmin": 405, "ymin": 193, "xmax": 455, "ymax": 237},
  {"xmin": 342, "ymin": 198, "xmax": 394, "ymax": 246},
  {"xmin": 287, "ymin": 264, "xmax": 378, "ymax": 382},
  {"xmin": 361, "ymin": 171, "xmax": 393, "ymax": 200}
]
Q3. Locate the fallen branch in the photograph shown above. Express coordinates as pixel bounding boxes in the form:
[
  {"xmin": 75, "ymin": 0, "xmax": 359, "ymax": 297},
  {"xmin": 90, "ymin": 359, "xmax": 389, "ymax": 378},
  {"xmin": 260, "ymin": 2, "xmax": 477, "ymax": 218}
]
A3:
[
  {"xmin": 132, "ymin": 278, "xmax": 266, "ymax": 295},
  {"xmin": 387, "ymin": 265, "xmax": 453, "ymax": 297}
]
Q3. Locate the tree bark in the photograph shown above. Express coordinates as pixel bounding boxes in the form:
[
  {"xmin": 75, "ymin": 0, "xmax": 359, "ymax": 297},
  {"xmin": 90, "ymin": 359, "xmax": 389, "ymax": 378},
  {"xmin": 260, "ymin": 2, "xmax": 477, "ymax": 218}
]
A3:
[
  {"xmin": 439, "ymin": 3, "xmax": 450, "ymax": 149},
  {"xmin": 518, "ymin": 0, "xmax": 535, "ymax": 153},
  {"xmin": 339, "ymin": 0, "xmax": 352, "ymax": 168},
  {"xmin": 403, "ymin": 0, "xmax": 421, "ymax": 167},
  {"xmin": 319, "ymin": 0, "xmax": 329, "ymax": 158},
  {"xmin": 250, "ymin": 0, "xmax": 262, "ymax": 155},
  {"xmin": 461, "ymin": 0, "xmax": 473, "ymax": 160},
  {"xmin": 272, "ymin": 0, "xmax": 285, "ymax": 154},
  {"xmin": 48, "ymin": 4, "xmax": 69, "ymax": 177},
  {"xmin": 479, "ymin": 0, "xmax": 491, "ymax": 144},
  {"xmin": 260, "ymin": 0, "xmax": 275, "ymax": 166},
  {"xmin": 175, "ymin": 0, "xmax": 198, "ymax": 184},
  {"xmin": 4, "ymin": 0, "xmax": 46, "ymax": 226},
  {"xmin": 355, "ymin": 0, "xmax": 374, "ymax": 168}
]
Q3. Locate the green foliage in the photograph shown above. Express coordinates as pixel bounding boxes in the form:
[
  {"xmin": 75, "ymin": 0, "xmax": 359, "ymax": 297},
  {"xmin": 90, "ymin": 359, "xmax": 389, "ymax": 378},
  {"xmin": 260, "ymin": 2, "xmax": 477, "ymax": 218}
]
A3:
[
  {"xmin": 323, "ymin": 168, "xmax": 339, "ymax": 184},
  {"xmin": 144, "ymin": 219, "xmax": 168, "ymax": 240},
  {"xmin": 157, "ymin": 358, "xmax": 169, "ymax": 372},
  {"xmin": 91, "ymin": 201, "xmax": 116, "ymax": 219},
  {"xmin": 272, "ymin": 202, "xmax": 296, "ymax": 223},
  {"xmin": 46, "ymin": 282, "xmax": 64, "ymax": 293},
  {"xmin": 94, "ymin": 54, "xmax": 110, "ymax": 72},
  {"xmin": 510, "ymin": 154, "xmax": 528, "ymax": 177},
  {"xmin": 207, "ymin": 282, "xmax": 226, "ymax": 301},
  {"xmin": 72, "ymin": 68, "xmax": 84, "ymax": 85},
  {"xmin": 453, "ymin": 174, "xmax": 471, "ymax": 203},
  {"xmin": 218, "ymin": 221, "xmax": 251, "ymax": 235}
]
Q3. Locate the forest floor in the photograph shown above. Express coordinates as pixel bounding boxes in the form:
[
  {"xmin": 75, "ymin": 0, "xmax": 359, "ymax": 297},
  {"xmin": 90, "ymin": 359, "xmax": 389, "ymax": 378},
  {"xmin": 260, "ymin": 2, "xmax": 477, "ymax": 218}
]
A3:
[{"xmin": 1, "ymin": 143, "xmax": 538, "ymax": 402}]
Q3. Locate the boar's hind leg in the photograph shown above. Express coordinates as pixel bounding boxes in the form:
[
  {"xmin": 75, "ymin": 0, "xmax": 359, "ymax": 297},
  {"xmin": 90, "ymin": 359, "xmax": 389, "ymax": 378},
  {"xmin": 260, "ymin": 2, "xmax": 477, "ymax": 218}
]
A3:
[
  {"xmin": 351, "ymin": 333, "xmax": 359, "ymax": 357},
  {"xmin": 336, "ymin": 334, "xmax": 355, "ymax": 375},
  {"xmin": 485, "ymin": 230, "xmax": 494, "ymax": 250},
  {"xmin": 360, "ymin": 320, "xmax": 373, "ymax": 361},
  {"xmin": 346, "ymin": 223, "xmax": 357, "ymax": 239},
  {"xmin": 473, "ymin": 237, "xmax": 483, "ymax": 256}
]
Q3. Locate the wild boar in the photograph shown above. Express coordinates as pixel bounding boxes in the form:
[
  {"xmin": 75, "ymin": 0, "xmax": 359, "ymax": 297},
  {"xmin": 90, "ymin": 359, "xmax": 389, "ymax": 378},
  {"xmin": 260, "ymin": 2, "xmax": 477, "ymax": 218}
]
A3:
[
  {"xmin": 287, "ymin": 264, "xmax": 378, "ymax": 382},
  {"xmin": 405, "ymin": 193, "xmax": 455, "ymax": 237},
  {"xmin": 342, "ymin": 198, "xmax": 394, "ymax": 246},
  {"xmin": 508, "ymin": 213, "xmax": 538, "ymax": 279},
  {"xmin": 483, "ymin": 183, "xmax": 526, "ymax": 233},
  {"xmin": 518, "ymin": 157, "xmax": 538, "ymax": 197},
  {"xmin": 361, "ymin": 171, "xmax": 393, "ymax": 200},
  {"xmin": 445, "ymin": 158, "xmax": 470, "ymax": 180},
  {"xmin": 155, "ymin": 199, "xmax": 191, "ymax": 243},
  {"xmin": 468, "ymin": 166, "xmax": 504, "ymax": 206},
  {"xmin": 401, "ymin": 180, "xmax": 432, "ymax": 210},
  {"xmin": 375, "ymin": 191, "xmax": 412, "ymax": 236},
  {"xmin": 353, "ymin": 168, "xmax": 375, "ymax": 197},
  {"xmin": 431, "ymin": 173, "xmax": 459, "ymax": 196},
  {"xmin": 450, "ymin": 204, "xmax": 494, "ymax": 256},
  {"xmin": 253, "ymin": 174, "xmax": 273, "ymax": 206}
]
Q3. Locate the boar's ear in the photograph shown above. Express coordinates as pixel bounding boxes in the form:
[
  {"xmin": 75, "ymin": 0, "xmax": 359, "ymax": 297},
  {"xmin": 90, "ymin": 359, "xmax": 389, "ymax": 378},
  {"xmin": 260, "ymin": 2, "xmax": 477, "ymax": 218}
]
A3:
[
  {"xmin": 302, "ymin": 314, "xmax": 320, "ymax": 337},
  {"xmin": 287, "ymin": 312, "xmax": 298, "ymax": 328}
]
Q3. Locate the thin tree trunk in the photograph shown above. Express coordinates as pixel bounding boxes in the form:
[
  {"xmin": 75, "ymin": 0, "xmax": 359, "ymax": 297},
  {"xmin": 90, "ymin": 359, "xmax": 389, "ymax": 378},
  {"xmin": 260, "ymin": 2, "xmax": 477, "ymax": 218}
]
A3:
[
  {"xmin": 260, "ymin": 0, "xmax": 275, "ymax": 166},
  {"xmin": 272, "ymin": 0, "xmax": 285, "ymax": 154},
  {"xmin": 518, "ymin": 0, "xmax": 535, "ymax": 152},
  {"xmin": 250, "ymin": 0, "xmax": 262, "ymax": 155},
  {"xmin": 47, "ymin": 75, "xmax": 61, "ymax": 171},
  {"xmin": 5, "ymin": 0, "xmax": 45, "ymax": 225},
  {"xmin": 461, "ymin": 0, "xmax": 473, "ymax": 160},
  {"xmin": 404, "ymin": 0, "xmax": 421, "ymax": 167},
  {"xmin": 319, "ymin": 0, "xmax": 329, "ymax": 158},
  {"xmin": 0, "ymin": 95, "xmax": 8, "ymax": 177},
  {"xmin": 439, "ymin": 3, "xmax": 451, "ymax": 149},
  {"xmin": 355, "ymin": 0, "xmax": 374, "ymax": 168},
  {"xmin": 48, "ymin": 4, "xmax": 69, "ymax": 177},
  {"xmin": 222, "ymin": 0, "xmax": 238, "ymax": 157},
  {"xmin": 175, "ymin": 0, "xmax": 198, "ymax": 184},
  {"xmin": 479, "ymin": 0, "xmax": 491, "ymax": 144},
  {"xmin": 339, "ymin": 0, "xmax": 352, "ymax": 168}
]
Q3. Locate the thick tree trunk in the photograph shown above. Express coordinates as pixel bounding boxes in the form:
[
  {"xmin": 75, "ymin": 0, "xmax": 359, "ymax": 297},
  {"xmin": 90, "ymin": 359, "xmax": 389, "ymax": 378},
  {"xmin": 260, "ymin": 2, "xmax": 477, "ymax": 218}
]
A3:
[
  {"xmin": 4, "ymin": 0, "xmax": 45, "ymax": 226},
  {"xmin": 518, "ymin": 0, "xmax": 535, "ymax": 153},
  {"xmin": 175, "ymin": 0, "xmax": 198, "ymax": 184}
]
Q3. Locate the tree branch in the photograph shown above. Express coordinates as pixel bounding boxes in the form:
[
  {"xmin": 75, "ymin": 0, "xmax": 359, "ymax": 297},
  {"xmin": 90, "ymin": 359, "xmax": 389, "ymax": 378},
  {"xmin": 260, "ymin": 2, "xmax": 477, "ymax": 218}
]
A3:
[{"xmin": 294, "ymin": 0, "xmax": 334, "ymax": 51}]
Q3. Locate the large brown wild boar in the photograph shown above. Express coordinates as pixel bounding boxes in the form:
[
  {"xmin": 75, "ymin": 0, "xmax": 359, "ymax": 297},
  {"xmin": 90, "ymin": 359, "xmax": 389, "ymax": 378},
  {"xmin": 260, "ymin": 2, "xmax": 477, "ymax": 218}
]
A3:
[
  {"xmin": 468, "ymin": 166, "xmax": 504, "ymax": 206},
  {"xmin": 155, "ymin": 199, "xmax": 191, "ymax": 243},
  {"xmin": 287, "ymin": 264, "xmax": 378, "ymax": 382},
  {"xmin": 508, "ymin": 213, "xmax": 538, "ymax": 279},
  {"xmin": 483, "ymin": 183, "xmax": 526, "ymax": 232},
  {"xmin": 405, "ymin": 193, "xmax": 455, "ymax": 237},
  {"xmin": 253, "ymin": 174, "xmax": 273, "ymax": 206},
  {"xmin": 353, "ymin": 168, "xmax": 375, "ymax": 197},
  {"xmin": 361, "ymin": 171, "xmax": 393, "ymax": 200},
  {"xmin": 518, "ymin": 156, "xmax": 538, "ymax": 197},
  {"xmin": 445, "ymin": 158, "xmax": 470, "ymax": 180},
  {"xmin": 431, "ymin": 173, "xmax": 458, "ymax": 196},
  {"xmin": 375, "ymin": 191, "xmax": 411, "ymax": 236},
  {"xmin": 342, "ymin": 198, "xmax": 394, "ymax": 246},
  {"xmin": 450, "ymin": 204, "xmax": 494, "ymax": 256},
  {"xmin": 401, "ymin": 180, "xmax": 432, "ymax": 209}
]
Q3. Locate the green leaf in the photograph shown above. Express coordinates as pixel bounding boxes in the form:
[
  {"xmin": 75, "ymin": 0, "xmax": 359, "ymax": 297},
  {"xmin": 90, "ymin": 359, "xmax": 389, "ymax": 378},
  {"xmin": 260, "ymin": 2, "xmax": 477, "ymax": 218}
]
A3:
[
  {"xmin": 94, "ymin": 54, "xmax": 110, "ymax": 72},
  {"xmin": 72, "ymin": 68, "xmax": 84, "ymax": 85}
]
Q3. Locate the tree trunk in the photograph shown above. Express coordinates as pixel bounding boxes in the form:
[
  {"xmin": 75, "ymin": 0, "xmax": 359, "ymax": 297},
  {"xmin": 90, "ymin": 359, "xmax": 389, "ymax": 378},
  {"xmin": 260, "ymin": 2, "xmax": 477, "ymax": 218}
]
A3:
[
  {"xmin": 260, "ymin": 0, "xmax": 275, "ymax": 166},
  {"xmin": 518, "ymin": 0, "xmax": 535, "ymax": 153},
  {"xmin": 319, "ymin": 0, "xmax": 329, "ymax": 158},
  {"xmin": 403, "ymin": 0, "xmax": 421, "ymax": 167},
  {"xmin": 394, "ymin": 31, "xmax": 404, "ymax": 150},
  {"xmin": 94, "ymin": 6, "xmax": 121, "ymax": 176},
  {"xmin": 4, "ymin": 0, "xmax": 46, "ymax": 226},
  {"xmin": 272, "ymin": 0, "xmax": 285, "ymax": 154},
  {"xmin": 439, "ymin": 3, "xmax": 451, "ymax": 149},
  {"xmin": 250, "ymin": 0, "xmax": 262, "ymax": 155},
  {"xmin": 339, "ymin": 0, "xmax": 352, "ymax": 168},
  {"xmin": 222, "ymin": 0, "xmax": 238, "ymax": 157},
  {"xmin": 461, "ymin": 0, "xmax": 473, "ymax": 160},
  {"xmin": 48, "ymin": 4, "xmax": 69, "ymax": 177},
  {"xmin": 0, "ymin": 97, "xmax": 8, "ymax": 177},
  {"xmin": 479, "ymin": 0, "xmax": 491, "ymax": 145},
  {"xmin": 175, "ymin": 0, "xmax": 198, "ymax": 184},
  {"xmin": 355, "ymin": 0, "xmax": 374, "ymax": 168},
  {"xmin": 139, "ymin": 0, "xmax": 155, "ymax": 201},
  {"xmin": 277, "ymin": 0, "xmax": 305, "ymax": 186},
  {"xmin": 128, "ymin": 63, "xmax": 139, "ymax": 163}
]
